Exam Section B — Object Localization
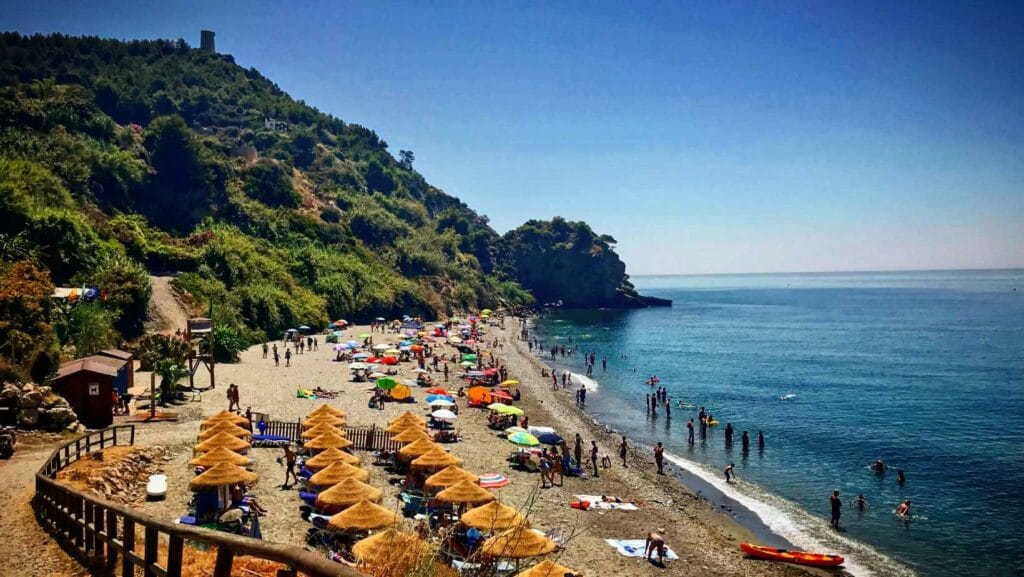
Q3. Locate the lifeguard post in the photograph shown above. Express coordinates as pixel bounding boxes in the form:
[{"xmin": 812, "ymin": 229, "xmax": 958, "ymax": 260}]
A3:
[{"xmin": 186, "ymin": 317, "xmax": 215, "ymax": 391}]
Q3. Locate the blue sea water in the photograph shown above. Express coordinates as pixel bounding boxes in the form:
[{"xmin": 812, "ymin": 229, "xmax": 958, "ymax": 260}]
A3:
[{"xmin": 528, "ymin": 270, "xmax": 1024, "ymax": 577}]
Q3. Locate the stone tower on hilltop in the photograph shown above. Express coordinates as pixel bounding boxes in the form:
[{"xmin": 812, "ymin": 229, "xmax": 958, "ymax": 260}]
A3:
[{"xmin": 200, "ymin": 30, "xmax": 216, "ymax": 53}]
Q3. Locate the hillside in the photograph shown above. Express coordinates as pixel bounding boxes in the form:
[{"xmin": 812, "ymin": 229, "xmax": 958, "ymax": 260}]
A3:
[{"xmin": 0, "ymin": 32, "xmax": 666, "ymax": 381}]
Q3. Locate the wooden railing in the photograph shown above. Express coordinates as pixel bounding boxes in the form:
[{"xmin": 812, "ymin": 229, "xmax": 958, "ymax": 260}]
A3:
[
  {"xmin": 34, "ymin": 425, "xmax": 364, "ymax": 577},
  {"xmin": 255, "ymin": 420, "xmax": 403, "ymax": 453}
]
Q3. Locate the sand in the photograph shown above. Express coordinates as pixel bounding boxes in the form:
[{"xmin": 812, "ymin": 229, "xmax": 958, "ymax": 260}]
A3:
[{"xmin": 122, "ymin": 320, "xmax": 823, "ymax": 577}]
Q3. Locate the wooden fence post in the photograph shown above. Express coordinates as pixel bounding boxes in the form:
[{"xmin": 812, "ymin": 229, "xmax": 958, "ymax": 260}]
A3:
[
  {"xmin": 214, "ymin": 546, "xmax": 235, "ymax": 577},
  {"xmin": 166, "ymin": 535, "xmax": 184, "ymax": 577},
  {"xmin": 122, "ymin": 518, "xmax": 135, "ymax": 577},
  {"xmin": 143, "ymin": 526, "xmax": 158, "ymax": 577},
  {"xmin": 106, "ymin": 508, "xmax": 118, "ymax": 568}
]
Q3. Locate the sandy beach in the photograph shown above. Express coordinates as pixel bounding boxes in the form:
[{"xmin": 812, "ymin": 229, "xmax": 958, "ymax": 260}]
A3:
[{"xmin": 122, "ymin": 320, "xmax": 823, "ymax": 577}]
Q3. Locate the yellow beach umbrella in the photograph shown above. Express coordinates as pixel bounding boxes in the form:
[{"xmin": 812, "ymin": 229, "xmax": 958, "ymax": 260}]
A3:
[
  {"xmin": 460, "ymin": 501, "xmax": 529, "ymax": 531},
  {"xmin": 315, "ymin": 478, "xmax": 384, "ymax": 514},
  {"xmin": 515, "ymin": 560, "xmax": 579, "ymax": 577},
  {"xmin": 308, "ymin": 462, "xmax": 370, "ymax": 486},
  {"xmin": 303, "ymin": 414, "xmax": 346, "ymax": 429},
  {"xmin": 327, "ymin": 500, "xmax": 400, "ymax": 532},
  {"xmin": 411, "ymin": 447, "xmax": 463, "ymax": 470},
  {"xmin": 304, "ymin": 447, "xmax": 360, "ymax": 471},
  {"xmin": 397, "ymin": 438, "xmax": 439, "ymax": 460},
  {"xmin": 388, "ymin": 411, "xmax": 425, "ymax": 426},
  {"xmin": 308, "ymin": 404, "xmax": 345, "ymax": 418},
  {"xmin": 435, "ymin": 480, "xmax": 495, "ymax": 506},
  {"xmin": 305, "ymin": 431, "xmax": 354, "ymax": 451},
  {"xmin": 194, "ymin": 432, "xmax": 251, "ymax": 453},
  {"xmin": 480, "ymin": 526, "xmax": 557, "ymax": 559},
  {"xmin": 201, "ymin": 410, "xmax": 249, "ymax": 427},
  {"xmin": 392, "ymin": 427, "xmax": 432, "ymax": 444},
  {"xmin": 424, "ymin": 466, "xmax": 479, "ymax": 491},
  {"xmin": 188, "ymin": 447, "xmax": 252, "ymax": 468},
  {"xmin": 198, "ymin": 422, "xmax": 251, "ymax": 440},
  {"xmin": 189, "ymin": 462, "xmax": 256, "ymax": 490},
  {"xmin": 352, "ymin": 529, "xmax": 427, "ymax": 566},
  {"xmin": 301, "ymin": 423, "xmax": 346, "ymax": 439}
]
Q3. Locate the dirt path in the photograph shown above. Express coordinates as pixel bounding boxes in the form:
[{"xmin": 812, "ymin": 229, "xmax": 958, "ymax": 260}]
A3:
[
  {"xmin": 0, "ymin": 441, "xmax": 89, "ymax": 577},
  {"xmin": 145, "ymin": 275, "xmax": 191, "ymax": 335}
]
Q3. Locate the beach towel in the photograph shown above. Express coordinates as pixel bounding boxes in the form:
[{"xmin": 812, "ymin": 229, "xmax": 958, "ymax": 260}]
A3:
[
  {"xmin": 574, "ymin": 495, "xmax": 640, "ymax": 511},
  {"xmin": 605, "ymin": 539, "xmax": 679, "ymax": 560}
]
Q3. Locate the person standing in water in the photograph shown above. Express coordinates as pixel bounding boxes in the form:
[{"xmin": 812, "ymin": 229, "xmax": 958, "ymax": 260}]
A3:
[
  {"xmin": 724, "ymin": 463, "xmax": 735, "ymax": 483},
  {"xmin": 687, "ymin": 419, "xmax": 695, "ymax": 444},
  {"xmin": 853, "ymin": 494, "xmax": 868, "ymax": 510},
  {"xmin": 741, "ymin": 431, "xmax": 750, "ymax": 452},
  {"xmin": 895, "ymin": 499, "xmax": 911, "ymax": 518},
  {"xmin": 758, "ymin": 431, "xmax": 765, "ymax": 450},
  {"xmin": 897, "ymin": 469, "xmax": 906, "ymax": 485},
  {"xmin": 830, "ymin": 490, "xmax": 842, "ymax": 529},
  {"xmin": 725, "ymin": 423, "xmax": 734, "ymax": 446}
]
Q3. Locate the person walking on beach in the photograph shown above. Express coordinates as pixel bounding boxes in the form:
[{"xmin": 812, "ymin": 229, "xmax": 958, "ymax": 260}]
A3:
[
  {"xmin": 830, "ymin": 490, "xmax": 842, "ymax": 529},
  {"xmin": 285, "ymin": 349, "xmax": 292, "ymax": 367},
  {"xmin": 574, "ymin": 434, "xmax": 583, "ymax": 468},
  {"xmin": 687, "ymin": 419, "xmax": 695, "ymax": 444},
  {"xmin": 579, "ymin": 386, "xmax": 587, "ymax": 407},
  {"xmin": 282, "ymin": 444, "xmax": 298, "ymax": 488},
  {"xmin": 654, "ymin": 442, "xmax": 665, "ymax": 474},
  {"xmin": 226, "ymin": 384, "xmax": 235, "ymax": 411},
  {"xmin": 724, "ymin": 463, "xmax": 735, "ymax": 483},
  {"xmin": 262, "ymin": 342, "xmax": 268, "ymax": 358},
  {"xmin": 273, "ymin": 348, "xmax": 279, "ymax": 366},
  {"xmin": 230, "ymin": 384, "xmax": 240, "ymax": 412},
  {"xmin": 619, "ymin": 436, "xmax": 629, "ymax": 467},
  {"xmin": 590, "ymin": 440, "xmax": 600, "ymax": 478},
  {"xmin": 443, "ymin": 362, "xmax": 450, "ymax": 382}
]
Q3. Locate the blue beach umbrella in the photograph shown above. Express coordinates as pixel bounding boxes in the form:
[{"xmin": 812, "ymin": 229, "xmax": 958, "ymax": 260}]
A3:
[
  {"xmin": 537, "ymin": 433, "xmax": 564, "ymax": 445},
  {"xmin": 426, "ymin": 394, "xmax": 455, "ymax": 404}
]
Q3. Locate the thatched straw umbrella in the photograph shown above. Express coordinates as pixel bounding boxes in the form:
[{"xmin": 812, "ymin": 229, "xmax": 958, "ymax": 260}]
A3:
[
  {"xmin": 480, "ymin": 526, "xmax": 557, "ymax": 559},
  {"xmin": 304, "ymin": 447, "xmax": 360, "ymax": 470},
  {"xmin": 198, "ymin": 422, "xmax": 252, "ymax": 440},
  {"xmin": 515, "ymin": 559, "xmax": 579, "ymax": 577},
  {"xmin": 424, "ymin": 466, "xmax": 479, "ymax": 491},
  {"xmin": 326, "ymin": 500, "xmax": 400, "ymax": 532},
  {"xmin": 392, "ymin": 427, "xmax": 432, "ymax": 444},
  {"xmin": 460, "ymin": 501, "xmax": 528, "ymax": 531},
  {"xmin": 315, "ymin": 478, "xmax": 384, "ymax": 514},
  {"xmin": 388, "ymin": 411, "xmax": 425, "ymax": 426},
  {"xmin": 189, "ymin": 462, "xmax": 257, "ymax": 490},
  {"xmin": 308, "ymin": 462, "xmax": 370, "ymax": 486},
  {"xmin": 411, "ymin": 447, "xmax": 463, "ymax": 470},
  {"xmin": 303, "ymin": 414, "xmax": 346, "ymax": 429},
  {"xmin": 301, "ymin": 423, "xmax": 347, "ymax": 439},
  {"xmin": 201, "ymin": 410, "xmax": 249, "ymax": 427},
  {"xmin": 194, "ymin": 432, "xmax": 251, "ymax": 453},
  {"xmin": 386, "ymin": 420, "xmax": 424, "ymax": 435},
  {"xmin": 304, "ymin": 431, "xmax": 354, "ymax": 451},
  {"xmin": 188, "ymin": 447, "xmax": 252, "ymax": 468},
  {"xmin": 308, "ymin": 404, "xmax": 345, "ymax": 418},
  {"xmin": 397, "ymin": 438, "xmax": 439, "ymax": 460},
  {"xmin": 352, "ymin": 528, "xmax": 427, "ymax": 566},
  {"xmin": 435, "ymin": 480, "xmax": 495, "ymax": 506}
]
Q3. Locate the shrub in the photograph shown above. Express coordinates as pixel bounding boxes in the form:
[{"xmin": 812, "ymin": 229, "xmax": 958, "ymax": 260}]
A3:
[{"xmin": 243, "ymin": 159, "xmax": 299, "ymax": 208}]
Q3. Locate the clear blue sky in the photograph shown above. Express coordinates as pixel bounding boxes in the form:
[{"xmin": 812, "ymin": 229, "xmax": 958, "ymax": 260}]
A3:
[{"xmin": 4, "ymin": 0, "xmax": 1023, "ymax": 274}]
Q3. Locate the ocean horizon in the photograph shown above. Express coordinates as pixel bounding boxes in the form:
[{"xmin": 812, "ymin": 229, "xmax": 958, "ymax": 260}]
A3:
[{"xmin": 529, "ymin": 268, "xmax": 1024, "ymax": 577}]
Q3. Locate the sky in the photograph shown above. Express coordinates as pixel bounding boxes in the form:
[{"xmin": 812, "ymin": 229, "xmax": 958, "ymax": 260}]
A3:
[{"xmin": 3, "ymin": 0, "xmax": 1023, "ymax": 274}]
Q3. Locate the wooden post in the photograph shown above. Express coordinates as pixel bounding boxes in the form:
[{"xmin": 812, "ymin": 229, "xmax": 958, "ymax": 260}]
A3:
[
  {"xmin": 122, "ymin": 518, "xmax": 135, "ymax": 577},
  {"xmin": 166, "ymin": 535, "xmax": 184, "ymax": 577},
  {"xmin": 143, "ymin": 526, "xmax": 158, "ymax": 577},
  {"xmin": 150, "ymin": 372, "xmax": 157, "ymax": 420},
  {"xmin": 213, "ymin": 546, "xmax": 234, "ymax": 577},
  {"xmin": 106, "ymin": 509, "xmax": 118, "ymax": 568}
]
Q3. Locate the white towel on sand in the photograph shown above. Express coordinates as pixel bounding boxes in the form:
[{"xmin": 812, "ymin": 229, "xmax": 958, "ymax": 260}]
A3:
[
  {"xmin": 575, "ymin": 495, "xmax": 640, "ymax": 511},
  {"xmin": 606, "ymin": 539, "xmax": 679, "ymax": 560}
]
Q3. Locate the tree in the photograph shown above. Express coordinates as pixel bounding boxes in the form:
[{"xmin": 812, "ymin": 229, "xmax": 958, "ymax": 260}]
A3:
[
  {"xmin": 140, "ymin": 115, "xmax": 221, "ymax": 232},
  {"xmin": 398, "ymin": 149, "xmax": 415, "ymax": 170},
  {"xmin": 154, "ymin": 358, "xmax": 188, "ymax": 405},
  {"xmin": 364, "ymin": 160, "xmax": 396, "ymax": 194},
  {"xmin": 243, "ymin": 159, "xmax": 299, "ymax": 207},
  {"xmin": 67, "ymin": 302, "xmax": 118, "ymax": 356},
  {"xmin": 289, "ymin": 128, "xmax": 317, "ymax": 169}
]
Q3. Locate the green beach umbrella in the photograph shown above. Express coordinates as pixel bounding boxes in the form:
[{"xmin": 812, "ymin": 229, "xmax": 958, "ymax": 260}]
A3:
[
  {"xmin": 461, "ymin": 353, "xmax": 478, "ymax": 362},
  {"xmin": 497, "ymin": 405, "xmax": 524, "ymax": 416},
  {"xmin": 504, "ymin": 426, "xmax": 528, "ymax": 437},
  {"xmin": 508, "ymin": 432, "xmax": 539, "ymax": 447},
  {"xmin": 460, "ymin": 361, "xmax": 474, "ymax": 367},
  {"xmin": 375, "ymin": 377, "xmax": 398, "ymax": 390},
  {"xmin": 358, "ymin": 333, "xmax": 372, "ymax": 339},
  {"xmin": 487, "ymin": 403, "xmax": 510, "ymax": 411}
]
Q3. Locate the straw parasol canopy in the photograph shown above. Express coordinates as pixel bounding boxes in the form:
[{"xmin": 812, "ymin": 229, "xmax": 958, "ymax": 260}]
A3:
[
  {"xmin": 301, "ymin": 423, "xmax": 347, "ymax": 439},
  {"xmin": 305, "ymin": 431, "xmax": 354, "ymax": 451},
  {"xmin": 392, "ymin": 427, "xmax": 432, "ymax": 443},
  {"xmin": 201, "ymin": 410, "xmax": 249, "ymax": 427},
  {"xmin": 189, "ymin": 462, "xmax": 257, "ymax": 490},
  {"xmin": 308, "ymin": 462, "xmax": 370, "ymax": 486},
  {"xmin": 435, "ymin": 480, "xmax": 495, "ymax": 506},
  {"xmin": 352, "ymin": 528, "xmax": 427, "ymax": 566},
  {"xmin": 315, "ymin": 478, "xmax": 384, "ymax": 513},
  {"xmin": 188, "ymin": 447, "xmax": 252, "ymax": 468},
  {"xmin": 386, "ymin": 420, "xmax": 424, "ymax": 435},
  {"xmin": 515, "ymin": 560, "xmax": 579, "ymax": 577},
  {"xmin": 194, "ymin": 432, "xmax": 251, "ymax": 453},
  {"xmin": 308, "ymin": 404, "xmax": 345, "ymax": 418},
  {"xmin": 397, "ymin": 438, "xmax": 439, "ymax": 460},
  {"xmin": 304, "ymin": 447, "xmax": 360, "ymax": 470},
  {"xmin": 303, "ymin": 414, "xmax": 346, "ymax": 429},
  {"xmin": 326, "ymin": 500, "xmax": 400, "ymax": 532},
  {"xmin": 411, "ymin": 447, "xmax": 463, "ymax": 470},
  {"xmin": 460, "ymin": 501, "xmax": 529, "ymax": 531},
  {"xmin": 480, "ymin": 526, "xmax": 557, "ymax": 559},
  {"xmin": 424, "ymin": 466, "xmax": 479, "ymax": 491},
  {"xmin": 388, "ymin": 411, "xmax": 425, "ymax": 426},
  {"xmin": 198, "ymin": 422, "xmax": 252, "ymax": 440}
]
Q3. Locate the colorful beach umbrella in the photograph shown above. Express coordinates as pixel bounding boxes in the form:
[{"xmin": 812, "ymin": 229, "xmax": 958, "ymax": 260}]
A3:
[
  {"xmin": 426, "ymin": 394, "xmax": 454, "ymax": 404},
  {"xmin": 508, "ymin": 432, "xmax": 539, "ymax": 447},
  {"xmin": 375, "ymin": 377, "xmax": 398, "ymax": 390},
  {"xmin": 536, "ymin": 433, "xmax": 564, "ymax": 445},
  {"xmin": 478, "ymin": 472, "xmax": 510, "ymax": 489},
  {"xmin": 431, "ymin": 409, "xmax": 457, "ymax": 421}
]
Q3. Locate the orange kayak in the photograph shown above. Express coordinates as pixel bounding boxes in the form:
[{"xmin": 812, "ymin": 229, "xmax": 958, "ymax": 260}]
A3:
[{"xmin": 740, "ymin": 543, "xmax": 844, "ymax": 568}]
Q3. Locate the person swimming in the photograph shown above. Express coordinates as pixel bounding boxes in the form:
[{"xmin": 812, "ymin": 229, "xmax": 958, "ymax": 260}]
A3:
[
  {"xmin": 872, "ymin": 459, "xmax": 887, "ymax": 473},
  {"xmin": 853, "ymin": 494, "xmax": 868, "ymax": 510},
  {"xmin": 895, "ymin": 499, "xmax": 912, "ymax": 518},
  {"xmin": 897, "ymin": 469, "xmax": 906, "ymax": 485}
]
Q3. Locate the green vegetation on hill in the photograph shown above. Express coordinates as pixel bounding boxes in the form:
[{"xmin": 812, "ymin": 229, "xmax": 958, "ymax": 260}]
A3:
[{"xmin": 0, "ymin": 32, "xmax": 664, "ymax": 381}]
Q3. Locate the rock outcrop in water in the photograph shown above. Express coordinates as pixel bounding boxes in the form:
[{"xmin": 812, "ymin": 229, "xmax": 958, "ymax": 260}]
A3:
[{"xmin": 501, "ymin": 218, "xmax": 671, "ymax": 309}]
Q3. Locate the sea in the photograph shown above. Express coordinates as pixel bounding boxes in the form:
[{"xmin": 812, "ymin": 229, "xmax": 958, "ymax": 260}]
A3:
[{"xmin": 527, "ymin": 269, "xmax": 1024, "ymax": 577}]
